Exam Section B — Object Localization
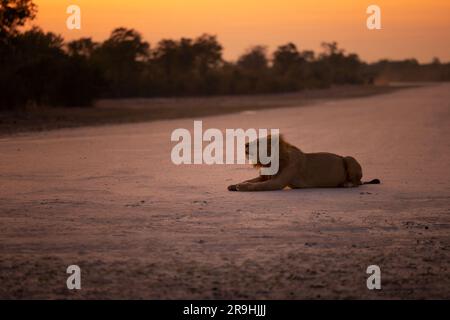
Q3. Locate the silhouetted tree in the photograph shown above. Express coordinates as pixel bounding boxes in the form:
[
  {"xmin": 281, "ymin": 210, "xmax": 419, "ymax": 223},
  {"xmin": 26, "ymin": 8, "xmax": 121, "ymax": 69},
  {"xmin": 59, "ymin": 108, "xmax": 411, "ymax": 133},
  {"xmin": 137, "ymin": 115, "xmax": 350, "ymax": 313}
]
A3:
[
  {"xmin": 191, "ymin": 34, "xmax": 223, "ymax": 94},
  {"xmin": 150, "ymin": 34, "xmax": 223, "ymax": 95},
  {"xmin": 67, "ymin": 38, "xmax": 98, "ymax": 58},
  {"xmin": 93, "ymin": 27, "xmax": 149, "ymax": 97},
  {"xmin": 316, "ymin": 41, "xmax": 364, "ymax": 85},
  {"xmin": 193, "ymin": 34, "xmax": 223, "ymax": 73},
  {"xmin": 100, "ymin": 27, "xmax": 149, "ymax": 61},
  {"xmin": 233, "ymin": 46, "xmax": 271, "ymax": 93},
  {"xmin": 237, "ymin": 45, "xmax": 268, "ymax": 72},
  {"xmin": 0, "ymin": 0, "xmax": 36, "ymax": 39},
  {"xmin": 1, "ymin": 27, "xmax": 103, "ymax": 108},
  {"xmin": 0, "ymin": 27, "xmax": 65, "ymax": 108},
  {"xmin": 273, "ymin": 43, "xmax": 301, "ymax": 74},
  {"xmin": 0, "ymin": 0, "xmax": 38, "ymax": 109}
]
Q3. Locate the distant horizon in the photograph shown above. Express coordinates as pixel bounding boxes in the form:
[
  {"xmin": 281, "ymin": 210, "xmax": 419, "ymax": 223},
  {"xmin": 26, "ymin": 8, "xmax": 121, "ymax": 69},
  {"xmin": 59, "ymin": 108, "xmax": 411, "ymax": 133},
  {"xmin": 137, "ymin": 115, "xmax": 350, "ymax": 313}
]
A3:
[{"xmin": 31, "ymin": 0, "xmax": 450, "ymax": 64}]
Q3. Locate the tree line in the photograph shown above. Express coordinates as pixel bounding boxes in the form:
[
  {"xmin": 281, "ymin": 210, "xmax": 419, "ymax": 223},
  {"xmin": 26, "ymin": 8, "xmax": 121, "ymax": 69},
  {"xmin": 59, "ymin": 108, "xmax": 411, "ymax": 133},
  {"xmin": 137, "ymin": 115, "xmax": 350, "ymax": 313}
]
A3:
[{"xmin": 1, "ymin": 0, "xmax": 449, "ymax": 110}]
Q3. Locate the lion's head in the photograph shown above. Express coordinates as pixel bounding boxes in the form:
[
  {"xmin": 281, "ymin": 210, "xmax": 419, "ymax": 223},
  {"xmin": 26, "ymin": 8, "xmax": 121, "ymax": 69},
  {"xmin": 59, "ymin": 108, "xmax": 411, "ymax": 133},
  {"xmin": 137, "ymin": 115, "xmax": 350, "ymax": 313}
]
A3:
[{"xmin": 244, "ymin": 134, "xmax": 290, "ymax": 174}]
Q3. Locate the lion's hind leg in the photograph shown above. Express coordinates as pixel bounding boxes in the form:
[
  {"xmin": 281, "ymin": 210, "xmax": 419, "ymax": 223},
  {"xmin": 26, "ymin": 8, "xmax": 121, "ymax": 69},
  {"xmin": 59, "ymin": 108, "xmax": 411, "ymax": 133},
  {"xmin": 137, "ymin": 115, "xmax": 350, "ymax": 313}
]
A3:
[{"xmin": 343, "ymin": 156, "xmax": 363, "ymax": 187}]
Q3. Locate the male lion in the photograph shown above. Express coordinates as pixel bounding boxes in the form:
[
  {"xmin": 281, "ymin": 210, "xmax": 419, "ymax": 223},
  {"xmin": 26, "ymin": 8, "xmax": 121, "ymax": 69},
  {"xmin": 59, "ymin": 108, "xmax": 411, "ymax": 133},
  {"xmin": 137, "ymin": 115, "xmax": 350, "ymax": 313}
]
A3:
[{"xmin": 228, "ymin": 135, "xmax": 380, "ymax": 192}]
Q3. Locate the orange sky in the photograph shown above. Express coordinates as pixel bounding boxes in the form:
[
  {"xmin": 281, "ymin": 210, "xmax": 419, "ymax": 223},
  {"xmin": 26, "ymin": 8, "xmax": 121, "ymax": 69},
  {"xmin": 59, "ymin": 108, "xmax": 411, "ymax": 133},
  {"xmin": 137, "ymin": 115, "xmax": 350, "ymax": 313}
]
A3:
[{"xmin": 32, "ymin": 0, "xmax": 450, "ymax": 63}]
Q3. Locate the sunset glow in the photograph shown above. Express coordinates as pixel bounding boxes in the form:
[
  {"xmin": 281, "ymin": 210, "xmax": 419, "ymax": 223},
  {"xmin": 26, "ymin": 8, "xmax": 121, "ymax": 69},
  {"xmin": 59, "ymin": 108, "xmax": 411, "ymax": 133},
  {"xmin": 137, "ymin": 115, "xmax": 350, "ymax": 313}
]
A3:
[{"xmin": 32, "ymin": 0, "xmax": 450, "ymax": 62}]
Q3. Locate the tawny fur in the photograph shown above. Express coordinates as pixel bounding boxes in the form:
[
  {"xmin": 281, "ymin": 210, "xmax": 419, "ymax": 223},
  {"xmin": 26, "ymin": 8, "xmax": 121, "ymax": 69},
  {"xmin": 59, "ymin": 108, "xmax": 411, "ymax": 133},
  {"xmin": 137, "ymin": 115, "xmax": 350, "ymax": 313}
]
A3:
[{"xmin": 228, "ymin": 135, "xmax": 379, "ymax": 192}]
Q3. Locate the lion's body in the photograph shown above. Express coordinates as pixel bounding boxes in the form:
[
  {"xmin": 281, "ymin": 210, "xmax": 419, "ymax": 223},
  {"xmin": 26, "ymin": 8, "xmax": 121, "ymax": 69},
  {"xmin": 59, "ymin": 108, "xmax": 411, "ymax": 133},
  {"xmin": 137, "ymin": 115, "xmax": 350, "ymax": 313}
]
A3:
[
  {"xmin": 228, "ymin": 136, "xmax": 377, "ymax": 192},
  {"xmin": 289, "ymin": 151, "xmax": 354, "ymax": 188}
]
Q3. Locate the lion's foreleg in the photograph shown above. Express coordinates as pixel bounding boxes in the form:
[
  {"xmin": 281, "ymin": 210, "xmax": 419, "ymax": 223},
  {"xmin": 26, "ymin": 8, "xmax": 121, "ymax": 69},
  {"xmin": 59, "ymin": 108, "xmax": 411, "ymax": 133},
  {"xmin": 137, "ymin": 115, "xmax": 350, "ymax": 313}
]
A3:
[
  {"xmin": 244, "ymin": 176, "xmax": 265, "ymax": 183},
  {"xmin": 234, "ymin": 176, "xmax": 289, "ymax": 191},
  {"xmin": 228, "ymin": 176, "xmax": 264, "ymax": 191}
]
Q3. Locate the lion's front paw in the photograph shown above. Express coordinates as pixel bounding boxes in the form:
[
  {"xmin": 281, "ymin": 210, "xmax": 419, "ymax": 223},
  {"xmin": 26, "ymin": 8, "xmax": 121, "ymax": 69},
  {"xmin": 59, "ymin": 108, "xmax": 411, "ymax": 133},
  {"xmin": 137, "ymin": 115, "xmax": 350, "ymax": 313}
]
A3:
[{"xmin": 227, "ymin": 184, "xmax": 238, "ymax": 191}]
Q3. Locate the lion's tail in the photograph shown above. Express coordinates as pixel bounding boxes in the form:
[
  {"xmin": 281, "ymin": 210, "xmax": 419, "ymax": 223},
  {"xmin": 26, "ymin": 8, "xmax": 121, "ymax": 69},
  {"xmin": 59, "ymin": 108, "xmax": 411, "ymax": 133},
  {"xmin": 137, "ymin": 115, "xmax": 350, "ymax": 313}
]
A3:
[{"xmin": 362, "ymin": 179, "xmax": 381, "ymax": 185}]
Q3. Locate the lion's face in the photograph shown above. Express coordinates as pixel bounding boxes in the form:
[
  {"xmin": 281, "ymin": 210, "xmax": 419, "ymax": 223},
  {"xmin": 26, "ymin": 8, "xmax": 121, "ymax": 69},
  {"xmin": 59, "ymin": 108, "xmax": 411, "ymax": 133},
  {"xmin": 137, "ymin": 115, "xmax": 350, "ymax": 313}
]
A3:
[{"xmin": 245, "ymin": 135, "xmax": 286, "ymax": 173}]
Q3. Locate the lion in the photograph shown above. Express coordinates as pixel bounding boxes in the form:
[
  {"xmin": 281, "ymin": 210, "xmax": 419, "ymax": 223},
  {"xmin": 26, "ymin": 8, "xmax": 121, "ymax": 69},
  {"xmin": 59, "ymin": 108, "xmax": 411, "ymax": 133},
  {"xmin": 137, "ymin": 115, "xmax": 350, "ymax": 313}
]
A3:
[{"xmin": 228, "ymin": 135, "xmax": 380, "ymax": 191}]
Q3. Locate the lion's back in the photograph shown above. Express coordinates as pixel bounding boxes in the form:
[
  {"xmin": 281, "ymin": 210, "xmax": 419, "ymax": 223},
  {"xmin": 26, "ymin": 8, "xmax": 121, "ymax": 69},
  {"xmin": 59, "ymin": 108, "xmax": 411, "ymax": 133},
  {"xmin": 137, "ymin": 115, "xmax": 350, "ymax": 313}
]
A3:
[{"xmin": 299, "ymin": 152, "xmax": 347, "ymax": 187}]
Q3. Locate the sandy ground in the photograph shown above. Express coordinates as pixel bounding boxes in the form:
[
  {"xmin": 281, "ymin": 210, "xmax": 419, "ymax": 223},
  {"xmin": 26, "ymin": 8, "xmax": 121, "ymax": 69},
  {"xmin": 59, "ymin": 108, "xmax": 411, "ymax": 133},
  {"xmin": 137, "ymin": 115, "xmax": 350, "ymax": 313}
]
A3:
[{"xmin": 0, "ymin": 83, "xmax": 449, "ymax": 299}]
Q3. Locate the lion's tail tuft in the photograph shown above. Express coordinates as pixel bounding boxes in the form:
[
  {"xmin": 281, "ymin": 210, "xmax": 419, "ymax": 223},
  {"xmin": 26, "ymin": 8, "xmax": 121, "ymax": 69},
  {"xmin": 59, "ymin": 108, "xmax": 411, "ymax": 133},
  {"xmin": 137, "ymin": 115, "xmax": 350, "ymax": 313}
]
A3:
[{"xmin": 362, "ymin": 179, "xmax": 381, "ymax": 185}]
